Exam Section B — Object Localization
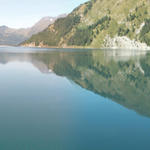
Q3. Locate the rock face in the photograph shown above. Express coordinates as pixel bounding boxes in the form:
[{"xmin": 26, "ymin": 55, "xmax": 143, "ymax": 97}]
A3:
[
  {"xmin": 22, "ymin": 0, "xmax": 150, "ymax": 49},
  {"xmin": 0, "ymin": 14, "xmax": 66, "ymax": 45},
  {"xmin": 104, "ymin": 36, "xmax": 150, "ymax": 50}
]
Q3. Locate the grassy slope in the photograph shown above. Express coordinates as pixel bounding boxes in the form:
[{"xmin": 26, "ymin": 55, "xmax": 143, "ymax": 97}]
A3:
[{"xmin": 22, "ymin": 0, "xmax": 150, "ymax": 48}]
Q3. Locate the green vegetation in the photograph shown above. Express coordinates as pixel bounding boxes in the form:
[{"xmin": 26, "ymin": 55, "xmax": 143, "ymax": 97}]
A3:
[
  {"xmin": 25, "ymin": 15, "xmax": 81, "ymax": 46},
  {"xmin": 68, "ymin": 27, "xmax": 93, "ymax": 46},
  {"xmin": 140, "ymin": 19, "xmax": 150, "ymax": 46},
  {"xmin": 84, "ymin": 1, "xmax": 93, "ymax": 15},
  {"xmin": 23, "ymin": 0, "xmax": 150, "ymax": 48},
  {"xmin": 53, "ymin": 61, "xmax": 81, "ymax": 78},
  {"xmin": 118, "ymin": 25, "xmax": 130, "ymax": 36},
  {"xmin": 68, "ymin": 16, "xmax": 111, "ymax": 46},
  {"xmin": 84, "ymin": 0, "xmax": 97, "ymax": 15}
]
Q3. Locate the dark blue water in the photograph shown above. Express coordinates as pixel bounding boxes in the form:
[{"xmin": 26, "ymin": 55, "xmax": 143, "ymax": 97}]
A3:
[{"xmin": 0, "ymin": 47, "xmax": 150, "ymax": 150}]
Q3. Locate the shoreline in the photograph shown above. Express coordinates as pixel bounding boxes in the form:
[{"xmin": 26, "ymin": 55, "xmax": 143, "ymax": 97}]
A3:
[
  {"xmin": 1, "ymin": 44, "xmax": 150, "ymax": 52},
  {"xmin": 20, "ymin": 45, "xmax": 150, "ymax": 51}
]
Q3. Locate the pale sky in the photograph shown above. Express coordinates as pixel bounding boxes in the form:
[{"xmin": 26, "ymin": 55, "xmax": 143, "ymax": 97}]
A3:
[{"xmin": 0, "ymin": 0, "xmax": 88, "ymax": 28}]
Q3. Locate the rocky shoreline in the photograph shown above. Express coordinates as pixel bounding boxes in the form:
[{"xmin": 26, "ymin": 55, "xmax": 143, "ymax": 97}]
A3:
[{"xmin": 104, "ymin": 36, "xmax": 150, "ymax": 50}]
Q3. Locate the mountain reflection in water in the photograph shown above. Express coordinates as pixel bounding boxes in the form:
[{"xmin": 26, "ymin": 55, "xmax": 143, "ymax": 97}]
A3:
[{"xmin": 0, "ymin": 48, "xmax": 150, "ymax": 118}]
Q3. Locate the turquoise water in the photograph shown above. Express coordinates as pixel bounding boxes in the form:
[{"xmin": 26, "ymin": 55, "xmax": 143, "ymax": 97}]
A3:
[{"xmin": 0, "ymin": 47, "xmax": 150, "ymax": 150}]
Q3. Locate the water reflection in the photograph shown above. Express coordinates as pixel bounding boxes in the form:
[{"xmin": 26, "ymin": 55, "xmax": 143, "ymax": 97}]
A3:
[{"xmin": 0, "ymin": 48, "xmax": 150, "ymax": 117}]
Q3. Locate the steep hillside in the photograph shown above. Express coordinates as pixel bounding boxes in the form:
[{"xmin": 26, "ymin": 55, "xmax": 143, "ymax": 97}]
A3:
[
  {"xmin": 22, "ymin": 0, "xmax": 150, "ymax": 49},
  {"xmin": 0, "ymin": 14, "xmax": 66, "ymax": 45}
]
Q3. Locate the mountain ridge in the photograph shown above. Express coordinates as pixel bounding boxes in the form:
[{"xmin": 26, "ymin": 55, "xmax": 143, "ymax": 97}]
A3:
[
  {"xmin": 22, "ymin": 0, "xmax": 150, "ymax": 49},
  {"xmin": 0, "ymin": 14, "xmax": 66, "ymax": 46}
]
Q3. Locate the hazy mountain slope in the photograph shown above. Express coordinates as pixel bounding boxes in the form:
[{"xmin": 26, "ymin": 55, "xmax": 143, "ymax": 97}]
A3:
[
  {"xmin": 0, "ymin": 26, "xmax": 26, "ymax": 45},
  {"xmin": 22, "ymin": 0, "xmax": 150, "ymax": 49},
  {"xmin": 0, "ymin": 14, "xmax": 66, "ymax": 45}
]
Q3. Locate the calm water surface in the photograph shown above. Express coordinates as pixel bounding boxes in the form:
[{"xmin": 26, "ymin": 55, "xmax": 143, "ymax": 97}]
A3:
[{"xmin": 0, "ymin": 47, "xmax": 150, "ymax": 150}]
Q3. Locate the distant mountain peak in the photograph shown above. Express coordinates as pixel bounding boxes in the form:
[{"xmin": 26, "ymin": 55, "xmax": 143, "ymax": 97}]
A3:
[
  {"xmin": 0, "ymin": 14, "xmax": 66, "ymax": 46},
  {"xmin": 0, "ymin": 25, "xmax": 9, "ymax": 30}
]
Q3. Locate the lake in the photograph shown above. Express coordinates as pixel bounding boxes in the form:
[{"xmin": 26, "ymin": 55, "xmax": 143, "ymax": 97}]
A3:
[{"xmin": 0, "ymin": 46, "xmax": 150, "ymax": 150}]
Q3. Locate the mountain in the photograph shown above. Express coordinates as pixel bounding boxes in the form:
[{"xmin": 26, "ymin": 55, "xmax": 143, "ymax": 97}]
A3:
[
  {"xmin": 22, "ymin": 0, "xmax": 150, "ymax": 49},
  {"xmin": 0, "ymin": 14, "xmax": 66, "ymax": 45}
]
